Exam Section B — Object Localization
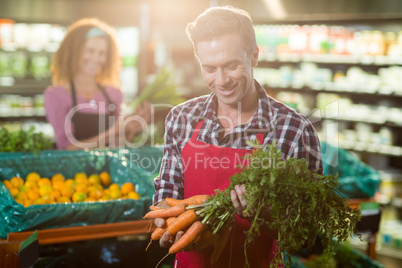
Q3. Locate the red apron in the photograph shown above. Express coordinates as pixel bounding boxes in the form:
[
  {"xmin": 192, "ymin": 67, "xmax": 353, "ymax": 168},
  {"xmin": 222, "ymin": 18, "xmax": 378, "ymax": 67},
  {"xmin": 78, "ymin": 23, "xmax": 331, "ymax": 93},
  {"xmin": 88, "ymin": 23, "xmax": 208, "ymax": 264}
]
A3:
[{"xmin": 175, "ymin": 120, "xmax": 278, "ymax": 268}]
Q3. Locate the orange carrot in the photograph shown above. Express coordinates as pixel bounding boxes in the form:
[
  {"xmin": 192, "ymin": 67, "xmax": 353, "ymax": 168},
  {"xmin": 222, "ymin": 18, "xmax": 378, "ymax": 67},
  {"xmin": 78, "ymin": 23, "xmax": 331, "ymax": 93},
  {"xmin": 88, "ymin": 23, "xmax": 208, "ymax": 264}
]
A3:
[
  {"xmin": 211, "ymin": 224, "xmax": 230, "ymax": 264},
  {"xmin": 151, "ymin": 227, "xmax": 166, "ymax": 240},
  {"xmin": 169, "ymin": 221, "xmax": 205, "ymax": 254},
  {"xmin": 193, "ymin": 229, "xmax": 214, "ymax": 251},
  {"xmin": 166, "ymin": 209, "xmax": 199, "ymax": 236},
  {"xmin": 165, "ymin": 195, "xmax": 210, "ymax": 207},
  {"xmin": 143, "ymin": 203, "xmax": 187, "ymax": 219},
  {"xmin": 147, "ymin": 217, "xmax": 178, "ymax": 251},
  {"xmin": 149, "ymin": 205, "xmax": 163, "ymax": 211}
]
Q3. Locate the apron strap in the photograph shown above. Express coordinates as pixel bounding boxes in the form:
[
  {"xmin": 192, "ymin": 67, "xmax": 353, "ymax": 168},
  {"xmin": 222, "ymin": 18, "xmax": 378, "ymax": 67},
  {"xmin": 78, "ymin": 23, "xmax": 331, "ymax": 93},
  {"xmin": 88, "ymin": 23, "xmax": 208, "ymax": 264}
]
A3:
[
  {"xmin": 256, "ymin": 132, "xmax": 265, "ymax": 145},
  {"xmin": 70, "ymin": 80, "xmax": 78, "ymax": 113},
  {"xmin": 191, "ymin": 120, "xmax": 205, "ymax": 141},
  {"xmin": 98, "ymin": 84, "xmax": 116, "ymax": 115},
  {"xmin": 70, "ymin": 81, "xmax": 116, "ymax": 115}
]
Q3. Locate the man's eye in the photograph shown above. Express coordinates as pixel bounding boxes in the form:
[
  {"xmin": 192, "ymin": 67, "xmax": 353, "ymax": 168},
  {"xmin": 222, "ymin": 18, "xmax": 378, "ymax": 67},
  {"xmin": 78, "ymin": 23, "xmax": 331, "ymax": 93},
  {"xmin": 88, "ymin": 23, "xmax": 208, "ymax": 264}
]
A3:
[
  {"xmin": 226, "ymin": 65, "xmax": 237, "ymax": 70},
  {"xmin": 204, "ymin": 67, "xmax": 215, "ymax": 73}
]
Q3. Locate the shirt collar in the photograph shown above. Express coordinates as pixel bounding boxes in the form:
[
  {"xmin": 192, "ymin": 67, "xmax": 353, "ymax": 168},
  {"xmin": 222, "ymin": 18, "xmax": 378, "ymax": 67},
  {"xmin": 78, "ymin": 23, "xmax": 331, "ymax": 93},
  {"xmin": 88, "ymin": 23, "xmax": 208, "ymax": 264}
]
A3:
[{"xmin": 200, "ymin": 80, "xmax": 271, "ymax": 132}]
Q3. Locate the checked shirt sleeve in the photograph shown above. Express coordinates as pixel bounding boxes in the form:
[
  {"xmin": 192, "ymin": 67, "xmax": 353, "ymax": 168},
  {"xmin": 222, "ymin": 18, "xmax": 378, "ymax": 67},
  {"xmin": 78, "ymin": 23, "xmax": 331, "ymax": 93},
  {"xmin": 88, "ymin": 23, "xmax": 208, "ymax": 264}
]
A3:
[
  {"xmin": 153, "ymin": 109, "xmax": 185, "ymax": 204},
  {"xmin": 292, "ymin": 123, "xmax": 323, "ymax": 173}
]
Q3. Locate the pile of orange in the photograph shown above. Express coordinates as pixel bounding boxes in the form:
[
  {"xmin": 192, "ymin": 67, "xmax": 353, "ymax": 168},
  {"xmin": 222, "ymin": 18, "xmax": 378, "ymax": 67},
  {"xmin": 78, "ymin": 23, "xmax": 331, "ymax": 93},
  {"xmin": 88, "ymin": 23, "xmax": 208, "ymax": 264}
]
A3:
[{"xmin": 1, "ymin": 171, "xmax": 140, "ymax": 207}]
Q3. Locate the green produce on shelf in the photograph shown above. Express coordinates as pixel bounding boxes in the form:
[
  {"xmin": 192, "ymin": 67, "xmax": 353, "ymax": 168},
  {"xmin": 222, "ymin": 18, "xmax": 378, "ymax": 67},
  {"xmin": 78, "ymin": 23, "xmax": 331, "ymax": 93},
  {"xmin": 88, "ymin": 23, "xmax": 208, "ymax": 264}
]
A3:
[{"xmin": 0, "ymin": 126, "xmax": 53, "ymax": 153}]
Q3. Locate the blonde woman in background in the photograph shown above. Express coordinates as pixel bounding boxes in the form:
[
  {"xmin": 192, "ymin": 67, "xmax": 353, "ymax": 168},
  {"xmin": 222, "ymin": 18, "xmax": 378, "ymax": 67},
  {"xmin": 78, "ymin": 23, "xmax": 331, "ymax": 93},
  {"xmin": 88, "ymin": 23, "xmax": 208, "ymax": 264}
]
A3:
[{"xmin": 45, "ymin": 18, "xmax": 149, "ymax": 150}]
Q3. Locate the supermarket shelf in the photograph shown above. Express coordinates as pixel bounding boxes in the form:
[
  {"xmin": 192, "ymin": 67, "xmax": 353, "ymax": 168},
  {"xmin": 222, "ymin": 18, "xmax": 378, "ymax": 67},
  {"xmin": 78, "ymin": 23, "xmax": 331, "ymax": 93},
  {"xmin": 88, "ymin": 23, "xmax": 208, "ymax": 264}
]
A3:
[
  {"xmin": 259, "ymin": 54, "xmax": 402, "ymax": 66},
  {"xmin": 309, "ymin": 115, "xmax": 402, "ymax": 128},
  {"xmin": 266, "ymin": 85, "xmax": 402, "ymax": 100},
  {"xmin": 0, "ymin": 78, "xmax": 50, "ymax": 96},
  {"xmin": 339, "ymin": 141, "xmax": 402, "ymax": 157},
  {"xmin": 0, "ymin": 115, "xmax": 47, "ymax": 122}
]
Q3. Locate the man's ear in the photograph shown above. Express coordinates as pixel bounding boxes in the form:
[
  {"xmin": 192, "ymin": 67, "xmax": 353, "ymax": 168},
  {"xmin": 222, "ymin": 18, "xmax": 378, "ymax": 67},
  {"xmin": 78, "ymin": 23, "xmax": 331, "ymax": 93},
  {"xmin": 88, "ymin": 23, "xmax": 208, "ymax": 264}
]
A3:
[{"xmin": 251, "ymin": 47, "xmax": 259, "ymax": 66}]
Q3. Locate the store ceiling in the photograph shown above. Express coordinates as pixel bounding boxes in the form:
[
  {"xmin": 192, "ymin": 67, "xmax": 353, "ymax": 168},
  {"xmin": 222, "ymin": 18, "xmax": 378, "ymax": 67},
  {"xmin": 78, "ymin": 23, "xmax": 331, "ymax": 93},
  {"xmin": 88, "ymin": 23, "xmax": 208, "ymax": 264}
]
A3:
[{"xmin": 1, "ymin": 0, "xmax": 402, "ymax": 26}]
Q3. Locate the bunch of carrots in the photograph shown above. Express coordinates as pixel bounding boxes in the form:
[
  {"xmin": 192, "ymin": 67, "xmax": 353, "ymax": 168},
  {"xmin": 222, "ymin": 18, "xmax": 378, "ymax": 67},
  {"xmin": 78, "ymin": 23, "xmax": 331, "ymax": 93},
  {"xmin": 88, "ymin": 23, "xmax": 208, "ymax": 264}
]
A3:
[
  {"xmin": 143, "ymin": 142, "xmax": 362, "ymax": 268},
  {"xmin": 144, "ymin": 195, "xmax": 229, "ymax": 265}
]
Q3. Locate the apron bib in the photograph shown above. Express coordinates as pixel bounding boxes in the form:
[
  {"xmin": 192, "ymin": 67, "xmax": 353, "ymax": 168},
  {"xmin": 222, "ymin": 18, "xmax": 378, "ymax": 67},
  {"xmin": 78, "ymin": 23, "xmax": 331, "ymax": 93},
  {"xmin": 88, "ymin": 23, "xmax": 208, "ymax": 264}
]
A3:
[
  {"xmin": 175, "ymin": 120, "xmax": 278, "ymax": 268},
  {"xmin": 70, "ymin": 81, "xmax": 116, "ymax": 141}
]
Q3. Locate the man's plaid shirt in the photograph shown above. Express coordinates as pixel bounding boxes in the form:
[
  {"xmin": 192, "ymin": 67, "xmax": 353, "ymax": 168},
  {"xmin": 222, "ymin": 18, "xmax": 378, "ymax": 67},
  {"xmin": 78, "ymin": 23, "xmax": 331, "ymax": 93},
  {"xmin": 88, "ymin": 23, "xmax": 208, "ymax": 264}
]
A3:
[{"xmin": 154, "ymin": 81, "xmax": 322, "ymax": 203}]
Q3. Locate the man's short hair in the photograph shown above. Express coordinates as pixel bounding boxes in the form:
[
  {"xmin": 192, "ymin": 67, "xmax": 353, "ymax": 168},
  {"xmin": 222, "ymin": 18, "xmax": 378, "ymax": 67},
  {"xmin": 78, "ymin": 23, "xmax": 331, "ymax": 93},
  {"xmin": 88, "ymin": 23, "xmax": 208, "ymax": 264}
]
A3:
[{"xmin": 186, "ymin": 6, "xmax": 257, "ymax": 56}]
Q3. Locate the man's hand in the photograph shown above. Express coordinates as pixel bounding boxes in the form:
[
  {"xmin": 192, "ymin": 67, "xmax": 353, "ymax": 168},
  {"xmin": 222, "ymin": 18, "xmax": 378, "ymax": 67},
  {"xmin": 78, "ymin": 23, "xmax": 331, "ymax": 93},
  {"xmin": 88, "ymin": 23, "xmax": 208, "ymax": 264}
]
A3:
[
  {"xmin": 230, "ymin": 184, "xmax": 256, "ymax": 218},
  {"xmin": 231, "ymin": 185, "xmax": 278, "ymax": 239}
]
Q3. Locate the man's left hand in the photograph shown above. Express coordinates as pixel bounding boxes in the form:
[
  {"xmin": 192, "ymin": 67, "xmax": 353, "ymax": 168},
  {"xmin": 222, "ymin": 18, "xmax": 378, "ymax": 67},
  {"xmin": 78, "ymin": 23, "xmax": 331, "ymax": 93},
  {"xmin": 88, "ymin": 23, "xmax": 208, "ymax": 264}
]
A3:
[{"xmin": 230, "ymin": 184, "xmax": 255, "ymax": 218}]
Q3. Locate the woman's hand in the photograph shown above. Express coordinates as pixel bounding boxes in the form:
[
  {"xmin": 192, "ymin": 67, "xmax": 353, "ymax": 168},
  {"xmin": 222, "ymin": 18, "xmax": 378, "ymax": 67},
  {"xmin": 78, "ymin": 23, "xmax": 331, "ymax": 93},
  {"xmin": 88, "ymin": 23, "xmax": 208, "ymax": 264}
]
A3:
[{"xmin": 124, "ymin": 101, "xmax": 152, "ymax": 142}]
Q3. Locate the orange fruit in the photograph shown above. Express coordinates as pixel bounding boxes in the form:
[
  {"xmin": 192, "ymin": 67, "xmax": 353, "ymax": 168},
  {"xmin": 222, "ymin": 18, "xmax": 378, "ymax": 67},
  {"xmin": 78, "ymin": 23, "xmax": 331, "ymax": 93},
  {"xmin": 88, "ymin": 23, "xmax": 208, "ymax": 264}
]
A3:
[
  {"xmin": 109, "ymin": 183, "xmax": 120, "ymax": 192},
  {"xmin": 57, "ymin": 196, "xmax": 71, "ymax": 203},
  {"xmin": 51, "ymin": 190, "xmax": 61, "ymax": 200},
  {"xmin": 51, "ymin": 173, "xmax": 65, "ymax": 184},
  {"xmin": 65, "ymin": 179, "xmax": 76, "ymax": 188},
  {"xmin": 84, "ymin": 197, "xmax": 97, "ymax": 202},
  {"xmin": 99, "ymin": 172, "xmax": 111, "ymax": 187},
  {"xmin": 15, "ymin": 199, "xmax": 24, "ymax": 205},
  {"xmin": 9, "ymin": 187, "xmax": 18, "ymax": 198},
  {"xmin": 61, "ymin": 186, "xmax": 73, "ymax": 198},
  {"xmin": 72, "ymin": 192, "xmax": 87, "ymax": 202},
  {"xmin": 2, "ymin": 180, "xmax": 13, "ymax": 190},
  {"xmin": 128, "ymin": 191, "xmax": 140, "ymax": 200},
  {"xmin": 74, "ymin": 173, "xmax": 88, "ymax": 185},
  {"xmin": 121, "ymin": 182, "xmax": 135, "ymax": 196},
  {"xmin": 88, "ymin": 184, "xmax": 103, "ymax": 192},
  {"xmin": 27, "ymin": 189, "xmax": 40, "ymax": 201},
  {"xmin": 88, "ymin": 174, "xmax": 101, "ymax": 185},
  {"xmin": 110, "ymin": 188, "xmax": 122, "ymax": 199},
  {"xmin": 75, "ymin": 183, "xmax": 88, "ymax": 195},
  {"xmin": 18, "ymin": 185, "xmax": 27, "ymax": 192},
  {"xmin": 24, "ymin": 199, "xmax": 32, "ymax": 207},
  {"xmin": 38, "ymin": 178, "xmax": 51, "ymax": 187},
  {"xmin": 89, "ymin": 189, "xmax": 102, "ymax": 200},
  {"xmin": 24, "ymin": 180, "xmax": 37, "ymax": 190},
  {"xmin": 16, "ymin": 192, "xmax": 28, "ymax": 201},
  {"xmin": 52, "ymin": 181, "xmax": 64, "ymax": 191},
  {"xmin": 26, "ymin": 172, "xmax": 40, "ymax": 182},
  {"xmin": 33, "ymin": 198, "xmax": 46, "ymax": 205},
  {"xmin": 10, "ymin": 177, "xmax": 24, "ymax": 188},
  {"xmin": 99, "ymin": 195, "xmax": 112, "ymax": 202},
  {"xmin": 42, "ymin": 194, "xmax": 55, "ymax": 204},
  {"xmin": 39, "ymin": 185, "xmax": 52, "ymax": 197},
  {"xmin": 103, "ymin": 189, "xmax": 110, "ymax": 196}
]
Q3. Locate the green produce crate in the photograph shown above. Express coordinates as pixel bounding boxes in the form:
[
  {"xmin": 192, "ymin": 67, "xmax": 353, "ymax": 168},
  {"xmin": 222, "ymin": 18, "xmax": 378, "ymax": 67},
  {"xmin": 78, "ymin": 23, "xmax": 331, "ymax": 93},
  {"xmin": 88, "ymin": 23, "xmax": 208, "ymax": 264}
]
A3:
[
  {"xmin": 0, "ymin": 149, "xmax": 155, "ymax": 238},
  {"xmin": 111, "ymin": 145, "xmax": 164, "ymax": 175},
  {"xmin": 289, "ymin": 242, "xmax": 385, "ymax": 268}
]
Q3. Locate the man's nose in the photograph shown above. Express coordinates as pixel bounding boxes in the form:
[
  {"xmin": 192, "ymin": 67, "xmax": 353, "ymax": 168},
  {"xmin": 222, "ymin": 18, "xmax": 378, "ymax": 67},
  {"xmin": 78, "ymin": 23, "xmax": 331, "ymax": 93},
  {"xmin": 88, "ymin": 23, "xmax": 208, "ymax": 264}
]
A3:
[{"xmin": 215, "ymin": 68, "xmax": 228, "ymax": 85}]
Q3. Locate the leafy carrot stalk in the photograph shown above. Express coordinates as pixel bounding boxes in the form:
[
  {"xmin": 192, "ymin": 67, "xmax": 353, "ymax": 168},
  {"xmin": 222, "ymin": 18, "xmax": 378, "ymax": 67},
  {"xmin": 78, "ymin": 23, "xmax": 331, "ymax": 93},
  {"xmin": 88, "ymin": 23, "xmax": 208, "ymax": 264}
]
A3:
[
  {"xmin": 149, "ymin": 205, "xmax": 163, "ymax": 211},
  {"xmin": 166, "ymin": 209, "xmax": 199, "ymax": 236},
  {"xmin": 211, "ymin": 224, "xmax": 231, "ymax": 264},
  {"xmin": 165, "ymin": 195, "xmax": 210, "ymax": 207},
  {"xmin": 169, "ymin": 221, "xmax": 205, "ymax": 254},
  {"xmin": 143, "ymin": 203, "xmax": 187, "ymax": 219}
]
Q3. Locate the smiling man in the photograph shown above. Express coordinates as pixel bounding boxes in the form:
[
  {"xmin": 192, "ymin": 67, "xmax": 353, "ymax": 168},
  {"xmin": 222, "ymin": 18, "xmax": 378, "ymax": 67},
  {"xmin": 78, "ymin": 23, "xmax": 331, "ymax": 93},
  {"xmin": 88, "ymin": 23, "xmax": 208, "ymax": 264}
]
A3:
[{"xmin": 153, "ymin": 6, "xmax": 322, "ymax": 267}]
